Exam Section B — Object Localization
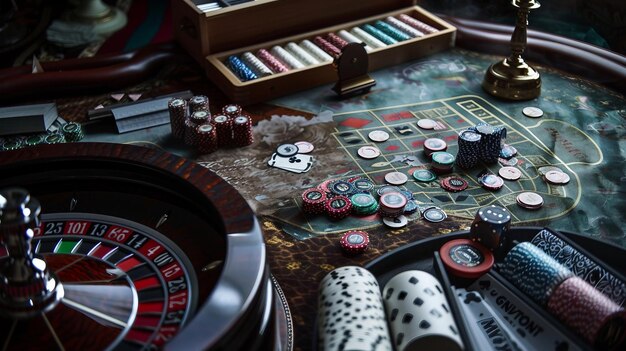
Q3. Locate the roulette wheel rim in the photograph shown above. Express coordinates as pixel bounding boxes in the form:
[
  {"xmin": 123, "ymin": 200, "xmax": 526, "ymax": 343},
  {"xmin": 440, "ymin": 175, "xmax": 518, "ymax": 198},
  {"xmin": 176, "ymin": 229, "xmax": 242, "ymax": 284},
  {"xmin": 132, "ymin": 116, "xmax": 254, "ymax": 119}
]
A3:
[{"xmin": 0, "ymin": 142, "xmax": 291, "ymax": 350}]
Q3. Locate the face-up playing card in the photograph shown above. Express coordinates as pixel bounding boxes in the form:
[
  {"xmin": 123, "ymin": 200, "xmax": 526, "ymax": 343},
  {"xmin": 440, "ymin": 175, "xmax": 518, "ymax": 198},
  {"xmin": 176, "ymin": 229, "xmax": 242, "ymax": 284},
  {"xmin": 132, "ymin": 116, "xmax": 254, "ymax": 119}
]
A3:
[{"xmin": 267, "ymin": 153, "xmax": 314, "ymax": 173}]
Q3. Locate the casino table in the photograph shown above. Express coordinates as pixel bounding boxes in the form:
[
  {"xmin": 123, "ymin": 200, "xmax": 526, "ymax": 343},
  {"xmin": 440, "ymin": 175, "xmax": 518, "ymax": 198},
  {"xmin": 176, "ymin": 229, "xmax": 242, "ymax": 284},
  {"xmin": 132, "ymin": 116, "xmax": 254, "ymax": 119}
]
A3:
[{"xmin": 0, "ymin": 8, "xmax": 625, "ymax": 351}]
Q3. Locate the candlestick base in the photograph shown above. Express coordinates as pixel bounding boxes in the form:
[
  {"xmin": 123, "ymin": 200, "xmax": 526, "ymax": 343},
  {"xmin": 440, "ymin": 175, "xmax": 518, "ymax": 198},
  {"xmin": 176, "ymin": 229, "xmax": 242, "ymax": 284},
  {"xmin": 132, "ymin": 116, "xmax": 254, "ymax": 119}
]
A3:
[{"xmin": 482, "ymin": 57, "xmax": 541, "ymax": 100}]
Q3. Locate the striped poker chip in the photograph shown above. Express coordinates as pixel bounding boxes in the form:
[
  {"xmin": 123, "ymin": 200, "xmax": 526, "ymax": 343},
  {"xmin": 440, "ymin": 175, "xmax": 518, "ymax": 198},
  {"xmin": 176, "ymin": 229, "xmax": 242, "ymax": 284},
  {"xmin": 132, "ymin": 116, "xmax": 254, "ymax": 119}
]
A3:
[
  {"xmin": 325, "ymin": 32, "xmax": 349, "ymax": 50},
  {"xmin": 301, "ymin": 188, "xmax": 328, "ymax": 215},
  {"xmin": 440, "ymin": 176, "xmax": 468, "ymax": 192},
  {"xmin": 329, "ymin": 179, "xmax": 356, "ymax": 196},
  {"xmin": 547, "ymin": 276, "xmax": 626, "ymax": 348},
  {"xmin": 500, "ymin": 242, "xmax": 573, "ymax": 305},
  {"xmin": 340, "ymin": 230, "xmax": 370, "ymax": 254},
  {"xmin": 226, "ymin": 55, "xmax": 258, "ymax": 82},
  {"xmin": 361, "ymin": 24, "xmax": 397, "ymax": 45},
  {"xmin": 256, "ymin": 49, "xmax": 289, "ymax": 73},
  {"xmin": 324, "ymin": 195, "xmax": 352, "ymax": 220},
  {"xmin": 397, "ymin": 14, "xmax": 439, "ymax": 34}
]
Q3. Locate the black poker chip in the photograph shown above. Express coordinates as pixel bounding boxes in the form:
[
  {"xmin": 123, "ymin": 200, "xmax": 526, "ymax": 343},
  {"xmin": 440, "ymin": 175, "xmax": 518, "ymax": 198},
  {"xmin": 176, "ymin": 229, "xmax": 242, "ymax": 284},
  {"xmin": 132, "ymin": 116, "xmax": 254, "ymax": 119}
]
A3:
[
  {"xmin": 276, "ymin": 143, "xmax": 299, "ymax": 157},
  {"xmin": 329, "ymin": 180, "xmax": 356, "ymax": 196},
  {"xmin": 423, "ymin": 206, "xmax": 447, "ymax": 222}
]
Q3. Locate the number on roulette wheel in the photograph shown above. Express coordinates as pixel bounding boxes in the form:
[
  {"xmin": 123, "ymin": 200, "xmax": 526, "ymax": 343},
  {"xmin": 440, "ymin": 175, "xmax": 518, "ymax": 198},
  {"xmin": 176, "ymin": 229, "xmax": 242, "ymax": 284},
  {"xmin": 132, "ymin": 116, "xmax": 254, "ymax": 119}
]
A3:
[{"xmin": 0, "ymin": 143, "xmax": 292, "ymax": 351}]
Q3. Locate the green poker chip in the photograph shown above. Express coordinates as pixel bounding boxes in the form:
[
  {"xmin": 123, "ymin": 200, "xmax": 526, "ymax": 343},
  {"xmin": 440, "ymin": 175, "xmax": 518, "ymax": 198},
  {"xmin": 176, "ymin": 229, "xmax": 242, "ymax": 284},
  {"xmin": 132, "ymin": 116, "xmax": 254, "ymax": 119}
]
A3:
[
  {"xmin": 1, "ymin": 138, "xmax": 23, "ymax": 151},
  {"xmin": 25, "ymin": 134, "xmax": 45, "ymax": 146},
  {"xmin": 44, "ymin": 133, "xmax": 65, "ymax": 144},
  {"xmin": 413, "ymin": 169, "xmax": 436, "ymax": 182}
]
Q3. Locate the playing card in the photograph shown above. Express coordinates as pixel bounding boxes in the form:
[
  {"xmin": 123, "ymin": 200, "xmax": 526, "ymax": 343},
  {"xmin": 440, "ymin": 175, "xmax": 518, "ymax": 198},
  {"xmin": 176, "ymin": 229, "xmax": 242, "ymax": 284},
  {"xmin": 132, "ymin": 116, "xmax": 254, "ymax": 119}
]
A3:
[{"xmin": 268, "ymin": 153, "xmax": 314, "ymax": 173}]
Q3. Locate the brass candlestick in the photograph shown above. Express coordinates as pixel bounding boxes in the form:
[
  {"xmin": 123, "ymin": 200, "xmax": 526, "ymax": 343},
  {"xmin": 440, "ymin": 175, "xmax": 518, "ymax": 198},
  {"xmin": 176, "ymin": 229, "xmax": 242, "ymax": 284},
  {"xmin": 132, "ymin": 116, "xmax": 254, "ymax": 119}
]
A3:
[{"xmin": 483, "ymin": 0, "xmax": 541, "ymax": 100}]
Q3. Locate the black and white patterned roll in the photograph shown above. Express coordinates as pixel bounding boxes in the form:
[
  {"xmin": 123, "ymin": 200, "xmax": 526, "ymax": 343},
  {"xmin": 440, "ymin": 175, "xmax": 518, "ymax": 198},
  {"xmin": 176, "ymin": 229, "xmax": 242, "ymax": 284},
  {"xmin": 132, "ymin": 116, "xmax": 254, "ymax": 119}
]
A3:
[
  {"xmin": 318, "ymin": 266, "xmax": 393, "ymax": 351},
  {"xmin": 299, "ymin": 39, "xmax": 334, "ymax": 62},
  {"xmin": 168, "ymin": 98, "xmax": 187, "ymax": 139},
  {"xmin": 241, "ymin": 51, "xmax": 273, "ymax": 77},
  {"xmin": 475, "ymin": 123, "xmax": 505, "ymax": 164},
  {"xmin": 284, "ymin": 42, "xmax": 320, "ymax": 66},
  {"xmin": 189, "ymin": 95, "xmax": 209, "ymax": 113},
  {"xmin": 500, "ymin": 242, "xmax": 573, "ymax": 306},
  {"xmin": 532, "ymin": 229, "xmax": 626, "ymax": 306},
  {"xmin": 382, "ymin": 270, "xmax": 464, "ymax": 351},
  {"xmin": 270, "ymin": 45, "xmax": 305, "ymax": 69}
]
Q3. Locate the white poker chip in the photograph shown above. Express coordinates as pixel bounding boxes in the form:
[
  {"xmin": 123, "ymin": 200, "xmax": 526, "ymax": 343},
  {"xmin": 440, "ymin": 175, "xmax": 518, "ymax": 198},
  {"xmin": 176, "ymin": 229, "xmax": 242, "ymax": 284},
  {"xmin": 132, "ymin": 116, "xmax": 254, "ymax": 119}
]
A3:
[
  {"xmin": 499, "ymin": 166, "xmax": 522, "ymax": 180},
  {"xmin": 368, "ymin": 130, "xmax": 390, "ymax": 142},
  {"xmin": 417, "ymin": 119, "xmax": 437, "ymax": 129},
  {"xmin": 384, "ymin": 171, "xmax": 408, "ymax": 185},
  {"xmin": 383, "ymin": 215, "xmax": 408, "ymax": 228},
  {"xmin": 522, "ymin": 106, "xmax": 544, "ymax": 118},
  {"xmin": 357, "ymin": 146, "xmax": 381, "ymax": 159},
  {"xmin": 545, "ymin": 170, "xmax": 570, "ymax": 184},
  {"xmin": 276, "ymin": 143, "xmax": 299, "ymax": 157},
  {"xmin": 294, "ymin": 141, "xmax": 314, "ymax": 154},
  {"xmin": 517, "ymin": 192, "xmax": 544, "ymax": 208}
]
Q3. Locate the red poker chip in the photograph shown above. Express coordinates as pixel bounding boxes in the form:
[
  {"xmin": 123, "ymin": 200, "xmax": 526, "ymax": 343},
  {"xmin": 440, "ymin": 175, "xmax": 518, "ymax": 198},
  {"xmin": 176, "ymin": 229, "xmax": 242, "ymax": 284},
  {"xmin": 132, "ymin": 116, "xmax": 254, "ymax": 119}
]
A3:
[
  {"xmin": 324, "ymin": 195, "xmax": 352, "ymax": 220},
  {"xmin": 340, "ymin": 230, "xmax": 370, "ymax": 254},
  {"xmin": 440, "ymin": 176, "xmax": 468, "ymax": 192},
  {"xmin": 439, "ymin": 239, "xmax": 494, "ymax": 279}
]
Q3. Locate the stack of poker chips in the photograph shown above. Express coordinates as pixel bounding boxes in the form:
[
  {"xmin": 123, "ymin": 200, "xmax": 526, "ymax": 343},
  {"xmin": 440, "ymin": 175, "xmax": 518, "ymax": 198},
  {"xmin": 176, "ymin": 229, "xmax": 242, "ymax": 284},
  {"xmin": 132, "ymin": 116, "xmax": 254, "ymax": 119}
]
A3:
[
  {"xmin": 422, "ymin": 137, "xmax": 447, "ymax": 158},
  {"xmin": 232, "ymin": 115, "xmax": 254, "ymax": 147},
  {"xmin": 455, "ymin": 129, "xmax": 482, "ymax": 169},
  {"xmin": 474, "ymin": 122, "xmax": 506, "ymax": 164},
  {"xmin": 324, "ymin": 195, "xmax": 353, "ymax": 221},
  {"xmin": 500, "ymin": 241, "xmax": 626, "ymax": 350},
  {"xmin": 168, "ymin": 98, "xmax": 187, "ymax": 139},
  {"xmin": 430, "ymin": 151, "xmax": 455, "ymax": 174},
  {"xmin": 317, "ymin": 266, "xmax": 393, "ymax": 350},
  {"xmin": 61, "ymin": 122, "xmax": 84, "ymax": 142},
  {"xmin": 378, "ymin": 192, "xmax": 407, "ymax": 218},
  {"xmin": 167, "ymin": 97, "xmax": 254, "ymax": 153},
  {"xmin": 350, "ymin": 193, "xmax": 379, "ymax": 215},
  {"xmin": 301, "ymin": 188, "xmax": 328, "ymax": 215},
  {"xmin": 223, "ymin": 13, "xmax": 439, "ymax": 82}
]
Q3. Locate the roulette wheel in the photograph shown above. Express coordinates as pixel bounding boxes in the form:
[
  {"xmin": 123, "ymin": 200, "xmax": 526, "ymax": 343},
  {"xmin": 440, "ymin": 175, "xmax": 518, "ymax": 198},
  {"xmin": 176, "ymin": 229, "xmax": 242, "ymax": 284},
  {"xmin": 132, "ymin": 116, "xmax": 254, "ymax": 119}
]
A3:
[{"xmin": 0, "ymin": 143, "xmax": 292, "ymax": 350}]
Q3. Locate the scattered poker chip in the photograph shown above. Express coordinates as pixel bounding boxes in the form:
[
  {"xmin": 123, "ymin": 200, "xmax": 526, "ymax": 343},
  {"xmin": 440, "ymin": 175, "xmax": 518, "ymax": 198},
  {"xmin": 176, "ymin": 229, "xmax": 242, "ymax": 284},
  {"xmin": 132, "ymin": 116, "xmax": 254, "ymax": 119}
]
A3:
[
  {"xmin": 545, "ymin": 170, "xmax": 571, "ymax": 185},
  {"xmin": 403, "ymin": 200, "xmax": 418, "ymax": 214},
  {"xmin": 417, "ymin": 118, "xmax": 437, "ymax": 130},
  {"xmin": 383, "ymin": 215, "xmax": 408, "ymax": 228},
  {"xmin": 479, "ymin": 174, "xmax": 504, "ymax": 191},
  {"xmin": 294, "ymin": 141, "xmax": 314, "ymax": 154},
  {"xmin": 538, "ymin": 165, "xmax": 563, "ymax": 176},
  {"xmin": 368, "ymin": 130, "xmax": 390, "ymax": 142},
  {"xmin": 340, "ymin": 230, "xmax": 370, "ymax": 254},
  {"xmin": 400, "ymin": 190, "xmax": 414, "ymax": 200},
  {"xmin": 329, "ymin": 179, "xmax": 356, "ymax": 196},
  {"xmin": 357, "ymin": 146, "xmax": 381, "ymax": 159},
  {"xmin": 517, "ymin": 191, "xmax": 544, "ymax": 209},
  {"xmin": 500, "ymin": 144, "xmax": 518, "ymax": 159},
  {"xmin": 431, "ymin": 151, "xmax": 456, "ymax": 174},
  {"xmin": 523, "ymin": 106, "xmax": 544, "ymax": 118},
  {"xmin": 423, "ymin": 206, "xmax": 447, "ymax": 223},
  {"xmin": 439, "ymin": 239, "xmax": 495, "ymax": 279},
  {"xmin": 384, "ymin": 171, "xmax": 408, "ymax": 185},
  {"xmin": 499, "ymin": 157, "xmax": 519, "ymax": 167},
  {"xmin": 276, "ymin": 143, "xmax": 299, "ymax": 157},
  {"xmin": 423, "ymin": 137, "xmax": 447, "ymax": 157},
  {"xmin": 441, "ymin": 176, "xmax": 468, "ymax": 192},
  {"xmin": 413, "ymin": 169, "xmax": 436, "ymax": 182},
  {"xmin": 499, "ymin": 166, "xmax": 522, "ymax": 180}
]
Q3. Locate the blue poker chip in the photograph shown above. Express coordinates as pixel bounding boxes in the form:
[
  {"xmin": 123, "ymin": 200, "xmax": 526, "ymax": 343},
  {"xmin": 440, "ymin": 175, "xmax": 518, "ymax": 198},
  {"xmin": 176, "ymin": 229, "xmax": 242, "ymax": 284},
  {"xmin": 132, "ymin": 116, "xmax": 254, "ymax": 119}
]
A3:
[
  {"xmin": 400, "ymin": 190, "xmax": 414, "ymax": 200},
  {"xmin": 329, "ymin": 180, "xmax": 356, "ymax": 196},
  {"xmin": 352, "ymin": 178, "xmax": 374, "ymax": 192},
  {"xmin": 403, "ymin": 200, "xmax": 418, "ymax": 214},
  {"xmin": 376, "ymin": 185, "xmax": 402, "ymax": 197},
  {"xmin": 423, "ymin": 206, "xmax": 447, "ymax": 222}
]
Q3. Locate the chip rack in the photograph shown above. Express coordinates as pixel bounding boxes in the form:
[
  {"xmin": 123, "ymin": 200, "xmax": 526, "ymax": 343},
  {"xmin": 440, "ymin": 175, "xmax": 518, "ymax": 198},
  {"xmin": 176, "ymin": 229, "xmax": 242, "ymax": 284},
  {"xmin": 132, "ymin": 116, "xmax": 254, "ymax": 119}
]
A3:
[{"xmin": 172, "ymin": 0, "xmax": 456, "ymax": 104}]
